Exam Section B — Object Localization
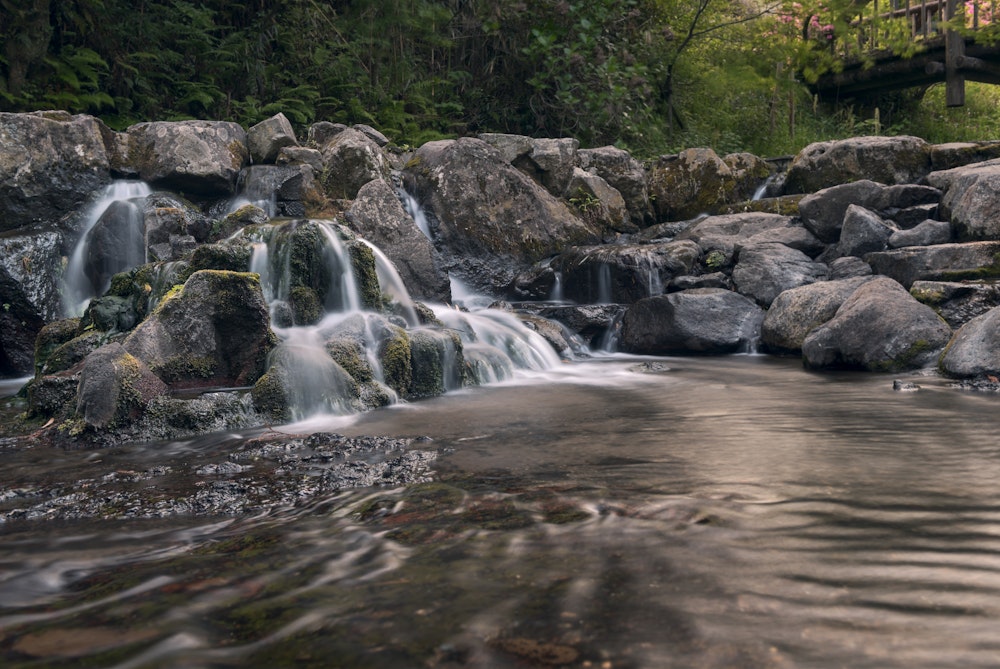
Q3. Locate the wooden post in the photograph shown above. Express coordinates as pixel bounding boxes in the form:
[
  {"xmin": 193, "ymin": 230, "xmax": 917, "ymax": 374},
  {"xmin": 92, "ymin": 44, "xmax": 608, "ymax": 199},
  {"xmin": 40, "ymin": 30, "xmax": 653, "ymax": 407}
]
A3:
[{"xmin": 945, "ymin": 0, "xmax": 966, "ymax": 106}]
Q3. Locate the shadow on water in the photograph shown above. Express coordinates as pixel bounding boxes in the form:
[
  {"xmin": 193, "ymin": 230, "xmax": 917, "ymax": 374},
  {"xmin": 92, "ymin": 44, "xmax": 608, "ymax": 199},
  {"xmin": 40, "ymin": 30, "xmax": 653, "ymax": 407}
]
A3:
[{"xmin": 3, "ymin": 356, "xmax": 1000, "ymax": 667}]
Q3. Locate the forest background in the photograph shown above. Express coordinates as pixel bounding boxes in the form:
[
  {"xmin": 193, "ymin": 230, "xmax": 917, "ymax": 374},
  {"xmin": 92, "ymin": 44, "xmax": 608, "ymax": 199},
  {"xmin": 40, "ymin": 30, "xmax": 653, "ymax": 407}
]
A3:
[{"xmin": 2, "ymin": 0, "xmax": 1000, "ymax": 159}]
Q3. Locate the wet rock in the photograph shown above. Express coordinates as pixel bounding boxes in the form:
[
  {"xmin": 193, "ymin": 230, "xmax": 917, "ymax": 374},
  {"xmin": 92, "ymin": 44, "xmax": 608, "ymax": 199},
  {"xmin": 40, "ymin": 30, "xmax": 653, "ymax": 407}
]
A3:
[
  {"xmin": 552, "ymin": 241, "xmax": 701, "ymax": 304},
  {"xmin": 38, "ymin": 331, "xmax": 104, "ymax": 376},
  {"xmin": 732, "ymin": 242, "xmax": 828, "ymax": 307},
  {"xmin": 33, "ymin": 319, "xmax": 82, "ymax": 375},
  {"xmin": 247, "ymin": 113, "xmax": 297, "ymax": 164},
  {"xmin": 251, "ymin": 344, "xmax": 360, "ymax": 422},
  {"xmin": 865, "ymin": 241, "xmax": 1000, "ymax": 288},
  {"xmin": 939, "ymin": 305, "xmax": 1000, "ymax": 378},
  {"xmin": 619, "ymin": 288, "xmax": 764, "ymax": 355},
  {"xmin": 316, "ymin": 127, "xmax": 391, "ymax": 200},
  {"xmin": 797, "ymin": 180, "xmax": 884, "ymax": 244},
  {"xmin": 345, "ymin": 178, "xmax": 450, "ymax": 302},
  {"xmin": 236, "ymin": 164, "xmax": 317, "ymax": 217},
  {"xmin": 784, "ymin": 136, "xmax": 930, "ymax": 194},
  {"xmin": 77, "ymin": 343, "xmax": 168, "ymax": 429},
  {"xmin": 761, "ymin": 276, "xmax": 875, "ymax": 354},
  {"xmin": 888, "ymin": 219, "xmax": 952, "ymax": 248},
  {"xmin": 127, "ymin": 120, "xmax": 249, "ymax": 196},
  {"xmin": 26, "ymin": 371, "xmax": 80, "ymax": 419},
  {"xmin": 124, "ymin": 270, "xmax": 275, "ymax": 389},
  {"xmin": 926, "ymin": 161, "xmax": 1000, "ymax": 241},
  {"xmin": 835, "ymin": 205, "xmax": 897, "ymax": 258},
  {"xmin": 802, "ymin": 276, "xmax": 952, "ymax": 371},
  {"xmin": 911, "ymin": 280, "xmax": 1000, "ymax": 329},
  {"xmin": 409, "ymin": 328, "xmax": 464, "ymax": 398},
  {"xmin": 724, "ymin": 151, "xmax": 773, "ymax": 202},
  {"xmin": 0, "ymin": 112, "xmax": 111, "ymax": 231},
  {"xmin": 576, "ymin": 145, "xmax": 652, "ymax": 226},
  {"xmin": 209, "ymin": 204, "xmax": 269, "ymax": 242},
  {"xmin": 402, "ymin": 137, "xmax": 600, "ymax": 295},
  {"xmin": 892, "ymin": 380, "xmax": 921, "ymax": 391},
  {"xmin": 84, "ymin": 199, "xmax": 147, "ymax": 292},
  {"xmin": 515, "ymin": 304, "xmax": 625, "ymax": 349},
  {"xmin": 649, "ymin": 148, "xmax": 738, "ymax": 222}
]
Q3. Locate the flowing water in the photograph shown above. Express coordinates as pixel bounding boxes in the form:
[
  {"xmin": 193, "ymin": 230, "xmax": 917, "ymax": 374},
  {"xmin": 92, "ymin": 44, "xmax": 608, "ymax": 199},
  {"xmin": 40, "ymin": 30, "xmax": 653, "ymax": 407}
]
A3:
[{"xmin": 3, "ymin": 356, "xmax": 1000, "ymax": 668}]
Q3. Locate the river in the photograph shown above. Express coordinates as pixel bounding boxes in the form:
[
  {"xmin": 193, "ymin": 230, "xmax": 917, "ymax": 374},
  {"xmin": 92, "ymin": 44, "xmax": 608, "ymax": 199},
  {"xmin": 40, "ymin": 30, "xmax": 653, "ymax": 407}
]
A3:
[{"xmin": 2, "ymin": 354, "xmax": 1000, "ymax": 668}]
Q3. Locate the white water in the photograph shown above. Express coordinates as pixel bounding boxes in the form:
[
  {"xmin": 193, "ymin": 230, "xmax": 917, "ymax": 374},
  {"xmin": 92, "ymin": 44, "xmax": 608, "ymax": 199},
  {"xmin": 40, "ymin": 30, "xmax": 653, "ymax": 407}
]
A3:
[
  {"xmin": 62, "ymin": 180, "xmax": 151, "ymax": 317},
  {"xmin": 399, "ymin": 190, "xmax": 433, "ymax": 239}
]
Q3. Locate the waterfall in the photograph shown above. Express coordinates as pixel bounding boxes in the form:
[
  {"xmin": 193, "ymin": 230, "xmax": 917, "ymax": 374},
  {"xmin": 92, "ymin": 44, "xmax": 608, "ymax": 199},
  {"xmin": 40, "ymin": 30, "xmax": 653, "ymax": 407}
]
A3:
[
  {"xmin": 399, "ymin": 190, "xmax": 433, "ymax": 239},
  {"xmin": 226, "ymin": 166, "xmax": 279, "ymax": 218},
  {"xmin": 62, "ymin": 180, "xmax": 151, "ymax": 317},
  {"xmin": 361, "ymin": 240, "xmax": 419, "ymax": 327}
]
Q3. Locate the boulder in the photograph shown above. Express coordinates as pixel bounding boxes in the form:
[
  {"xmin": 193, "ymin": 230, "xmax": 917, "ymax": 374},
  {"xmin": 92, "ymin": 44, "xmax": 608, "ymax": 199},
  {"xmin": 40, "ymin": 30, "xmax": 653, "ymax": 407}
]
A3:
[
  {"xmin": 247, "ymin": 113, "xmax": 298, "ymax": 164},
  {"xmin": 939, "ymin": 306, "xmax": 1000, "ymax": 377},
  {"xmin": 276, "ymin": 146, "xmax": 324, "ymax": 172},
  {"xmin": 678, "ymin": 212, "xmax": 794, "ymax": 257},
  {"xmin": 835, "ymin": 205, "xmax": 896, "ymax": 258},
  {"xmin": 408, "ymin": 328, "xmax": 464, "ymax": 398},
  {"xmin": 797, "ymin": 180, "xmax": 884, "ymax": 244},
  {"xmin": 865, "ymin": 241, "xmax": 1000, "ymax": 287},
  {"xmin": 732, "ymin": 242, "xmax": 828, "ymax": 307},
  {"xmin": 33, "ymin": 318, "xmax": 82, "ymax": 376},
  {"xmin": 619, "ymin": 288, "xmax": 764, "ymax": 355},
  {"xmin": 315, "ymin": 127, "xmax": 391, "ymax": 200},
  {"xmin": 576, "ymin": 145, "xmax": 652, "ymax": 226},
  {"xmin": 127, "ymin": 120, "xmax": 249, "ymax": 196},
  {"xmin": 353, "ymin": 124, "xmax": 390, "ymax": 147},
  {"xmin": 76, "ymin": 343, "xmax": 168, "ymax": 429},
  {"xmin": 124, "ymin": 270, "xmax": 275, "ymax": 389},
  {"xmin": 401, "ymin": 137, "xmax": 600, "ymax": 295},
  {"xmin": 910, "ymin": 280, "xmax": 1000, "ymax": 329},
  {"xmin": 0, "ymin": 229, "xmax": 64, "ymax": 376},
  {"xmin": 801, "ymin": 276, "xmax": 951, "ymax": 371},
  {"xmin": 761, "ymin": 276, "xmax": 875, "ymax": 354},
  {"xmin": 888, "ymin": 220, "xmax": 952, "ymax": 248},
  {"xmin": 926, "ymin": 162, "xmax": 1000, "ymax": 240},
  {"xmin": 345, "ymin": 179, "xmax": 450, "ymax": 302},
  {"xmin": 84, "ymin": 199, "xmax": 147, "ymax": 294},
  {"xmin": 723, "ymin": 152, "xmax": 773, "ymax": 201},
  {"xmin": 517, "ymin": 303, "xmax": 625, "ymax": 349},
  {"xmin": 784, "ymin": 136, "xmax": 931, "ymax": 194},
  {"xmin": 741, "ymin": 225, "xmax": 825, "ymax": 257},
  {"xmin": 929, "ymin": 141, "xmax": 1000, "ymax": 171},
  {"xmin": 552, "ymin": 240, "xmax": 701, "ymax": 304},
  {"xmin": 235, "ymin": 164, "xmax": 317, "ymax": 217},
  {"xmin": 649, "ymin": 148, "xmax": 737, "ymax": 222},
  {"xmin": 828, "ymin": 256, "xmax": 873, "ymax": 279},
  {"xmin": 870, "ymin": 184, "xmax": 942, "ymax": 211},
  {"xmin": 564, "ymin": 167, "xmax": 635, "ymax": 234},
  {"xmin": 0, "ymin": 112, "xmax": 111, "ymax": 231},
  {"xmin": 479, "ymin": 134, "xmax": 579, "ymax": 197}
]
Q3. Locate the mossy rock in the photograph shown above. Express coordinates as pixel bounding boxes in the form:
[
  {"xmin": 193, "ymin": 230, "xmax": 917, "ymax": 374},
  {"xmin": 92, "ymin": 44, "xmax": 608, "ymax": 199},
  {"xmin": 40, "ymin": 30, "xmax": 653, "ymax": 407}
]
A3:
[
  {"xmin": 379, "ymin": 326, "xmax": 412, "ymax": 397},
  {"xmin": 289, "ymin": 286, "xmax": 322, "ymax": 325},
  {"xmin": 408, "ymin": 328, "xmax": 464, "ymax": 398},
  {"xmin": 325, "ymin": 337, "xmax": 374, "ymax": 383},
  {"xmin": 33, "ymin": 318, "xmax": 81, "ymax": 376},
  {"xmin": 40, "ymin": 330, "xmax": 105, "ymax": 376},
  {"xmin": 348, "ymin": 241, "xmax": 382, "ymax": 311},
  {"xmin": 210, "ymin": 204, "xmax": 269, "ymax": 241},
  {"xmin": 184, "ymin": 241, "xmax": 254, "ymax": 277},
  {"xmin": 251, "ymin": 366, "xmax": 292, "ymax": 423},
  {"xmin": 151, "ymin": 354, "xmax": 217, "ymax": 384}
]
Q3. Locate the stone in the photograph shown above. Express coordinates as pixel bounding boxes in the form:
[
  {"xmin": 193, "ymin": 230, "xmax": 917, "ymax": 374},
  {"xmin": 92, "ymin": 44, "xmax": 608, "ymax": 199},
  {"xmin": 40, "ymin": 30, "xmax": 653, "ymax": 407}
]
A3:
[
  {"xmin": 76, "ymin": 343, "xmax": 168, "ymax": 429},
  {"xmin": 353, "ymin": 124, "xmax": 389, "ymax": 147},
  {"xmin": 761, "ymin": 276, "xmax": 875, "ymax": 354},
  {"xmin": 828, "ymin": 256, "xmax": 873, "ymax": 279},
  {"xmin": 888, "ymin": 220, "xmax": 952, "ymax": 248},
  {"xmin": 910, "ymin": 280, "xmax": 1000, "ymax": 329},
  {"xmin": 784, "ymin": 136, "xmax": 931, "ymax": 194},
  {"xmin": 344, "ymin": 179, "xmax": 450, "ymax": 302},
  {"xmin": 649, "ymin": 148, "xmax": 738, "ymax": 222},
  {"xmin": 276, "ymin": 146, "xmax": 324, "ymax": 172},
  {"xmin": 315, "ymin": 127, "xmax": 391, "ymax": 200},
  {"xmin": 939, "ymin": 306, "xmax": 1000, "ymax": 378},
  {"xmin": 619, "ymin": 288, "xmax": 764, "ymax": 355},
  {"xmin": 926, "ymin": 161, "xmax": 1000, "ymax": 241},
  {"xmin": 247, "ymin": 113, "xmax": 298, "ymax": 164},
  {"xmin": 741, "ymin": 225, "xmax": 825, "ymax": 258},
  {"xmin": 797, "ymin": 180, "xmax": 885, "ymax": 244},
  {"xmin": 127, "ymin": 120, "xmax": 249, "ymax": 196},
  {"xmin": 564, "ymin": 167, "xmax": 635, "ymax": 234},
  {"xmin": 865, "ymin": 241, "xmax": 1000, "ymax": 288},
  {"xmin": 732, "ymin": 242, "xmax": 828, "ymax": 307},
  {"xmin": 802, "ymin": 276, "xmax": 952, "ymax": 372},
  {"xmin": 677, "ymin": 212, "xmax": 793, "ymax": 257},
  {"xmin": 576, "ymin": 145, "xmax": 652, "ymax": 226},
  {"xmin": 929, "ymin": 141, "xmax": 1000, "ymax": 171},
  {"xmin": 0, "ymin": 112, "xmax": 111, "ymax": 231},
  {"xmin": 401, "ymin": 137, "xmax": 600, "ymax": 295},
  {"xmin": 723, "ymin": 152, "xmax": 773, "ymax": 201},
  {"xmin": 836, "ymin": 205, "xmax": 897, "ymax": 258},
  {"xmin": 124, "ymin": 270, "xmax": 275, "ymax": 389},
  {"xmin": 236, "ymin": 164, "xmax": 317, "ymax": 217},
  {"xmin": 408, "ymin": 328, "xmax": 464, "ymax": 398}
]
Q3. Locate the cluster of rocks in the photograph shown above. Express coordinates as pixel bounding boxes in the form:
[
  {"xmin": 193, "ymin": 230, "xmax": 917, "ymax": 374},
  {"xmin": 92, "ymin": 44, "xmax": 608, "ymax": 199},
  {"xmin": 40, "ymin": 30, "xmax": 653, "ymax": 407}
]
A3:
[{"xmin": 4, "ymin": 108, "xmax": 1000, "ymax": 447}]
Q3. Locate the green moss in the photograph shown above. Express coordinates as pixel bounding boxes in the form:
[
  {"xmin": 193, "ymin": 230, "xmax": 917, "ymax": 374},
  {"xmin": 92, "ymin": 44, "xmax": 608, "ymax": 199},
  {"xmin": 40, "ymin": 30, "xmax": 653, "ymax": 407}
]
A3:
[
  {"xmin": 288, "ymin": 286, "xmax": 321, "ymax": 325},
  {"xmin": 325, "ymin": 338, "xmax": 373, "ymax": 383},
  {"xmin": 33, "ymin": 318, "xmax": 81, "ymax": 376},
  {"xmin": 153, "ymin": 355, "xmax": 217, "ymax": 383},
  {"xmin": 348, "ymin": 242, "xmax": 383, "ymax": 311},
  {"xmin": 910, "ymin": 286, "xmax": 946, "ymax": 306},
  {"xmin": 379, "ymin": 328, "xmax": 412, "ymax": 396},
  {"xmin": 938, "ymin": 253, "xmax": 1000, "ymax": 282},
  {"xmin": 251, "ymin": 368, "xmax": 291, "ymax": 423},
  {"xmin": 873, "ymin": 339, "xmax": 935, "ymax": 373}
]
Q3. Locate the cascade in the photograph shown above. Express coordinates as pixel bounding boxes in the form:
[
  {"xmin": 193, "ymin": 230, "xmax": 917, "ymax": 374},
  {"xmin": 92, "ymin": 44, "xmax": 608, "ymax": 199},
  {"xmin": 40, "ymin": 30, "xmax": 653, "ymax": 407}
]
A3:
[
  {"xmin": 226, "ymin": 167, "xmax": 279, "ymax": 218},
  {"xmin": 399, "ymin": 190, "xmax": 433, "ymax": 239},
  {"xmin": 62, "ymin": 180, "xmax": 151, "ymax": 317},
  {"xmin": 360, "ymin": 240, "xmax": 419, "ymax": 327}
]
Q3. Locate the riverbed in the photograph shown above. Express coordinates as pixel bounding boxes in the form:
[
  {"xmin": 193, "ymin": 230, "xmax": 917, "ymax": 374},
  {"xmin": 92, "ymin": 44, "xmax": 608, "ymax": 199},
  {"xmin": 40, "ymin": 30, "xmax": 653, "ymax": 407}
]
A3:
[{"xmin": 2, "ymin": 355, "xmax": 1000, "ymax": 668}]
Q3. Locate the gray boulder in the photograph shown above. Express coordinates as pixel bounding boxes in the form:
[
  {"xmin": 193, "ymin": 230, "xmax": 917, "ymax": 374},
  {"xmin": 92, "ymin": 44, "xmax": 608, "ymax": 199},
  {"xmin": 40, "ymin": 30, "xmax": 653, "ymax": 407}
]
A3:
[
  {"xmin": 247, "ymin": 113, "xmax": 298, "ymax": 164},
  {"xmin": 784, "ymin": 136, "xmax": 931, "ymax": 194},
  {"xmin": 479, "ymin": 134, "xmax": 579, "ymax": 197},
  {"xmin": 910, "ymin": 280, "xmax": 1000, "ymax": 329},
  {"xmin": 724, "ymin": 152, "xmax": 773, "ymax": 201},
  {"xmin": 939, "ymin": 306, "xmax": 1000, "ymax": 377},
  {"xmin": 0, "ymin": 111, "xmax": 111, "ymax": 231},
  {"xmin": 128, "ymin": 120, "xmax": 249, "ymax": 196},
  {"xmin": 315, "ymin": 127, "xmax": 391, "ymax": 200},
  {"xmin": 619, "ymin": 288, "xmax": 764, "ymax": 355},
  {"xmin": 124, "ymin": 270, "xmax": 275, "ymax": 389},
  {"xmin": 797, "ymin": 180, "xmax": 884, "ymax": 244},
  {"xmin": 678, "ymin": 212, "xmax": 793, "ymax": 257},
  {"xmin": 649, "ymin": 148, "xmax": 737, "ymax": 222},
  {"xmin": 401, "ymin": 137, "xmax": 600, "ymax": 295},
  {"xmin": 865, "ymin": 241, "xmax": 1000, "ymax": 288},
  {"xmin": 930, "ymin": 141, "xmax": 1000, "ymax": 171},
  {"xmin": 888, "ymin": 220, "xmax": 952, "ymax": 248},
  {"xmin": 76, "ymin": 343, "xmax": 168, "ymax": 429},
  {"xmin": 742, "ymin": 225, "xmax": 825, "ymax": 257},
  {"xmin": 835, "ymin": 205, "xmax": 897, "ymax": 258},
  {"xmin": 762, "ymin": 276, "xmax": 875, "ymax": 354},
  {"xmin": 236, "ymin": 164, "xmax": 317, "ymax": 217},
  {"xmin": 565, "ymin": 167, "xmax": 634, "ymax": 234},
  {"xmin": 927, "ymin": 161, "xmax": 1000, "ymax": 240},
  {"xmin": 576, "ymin": 145, "xmax": 652, "ymax": 226},
  {"xmin": 802, "ymin": 276, "xmax": 951, "ymax": 371},
  {"xmin": 345, "ymin": 179, "xmax": 450, "ymax": 302},
  {"xmin": 828, "ymin": 256, "xmax": 873, "ymax": 279},
  {"xmin": 732, "ymin": 242, "xmax": 828, "ymax": 307}
]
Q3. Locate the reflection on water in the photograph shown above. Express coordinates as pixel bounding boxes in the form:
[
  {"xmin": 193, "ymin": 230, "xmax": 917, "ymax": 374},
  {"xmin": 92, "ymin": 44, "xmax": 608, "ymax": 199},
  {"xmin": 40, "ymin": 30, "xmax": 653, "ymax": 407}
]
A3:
[{"xmin": 3, "ymin": 356, "xmax": 1000, "ymax": 667}]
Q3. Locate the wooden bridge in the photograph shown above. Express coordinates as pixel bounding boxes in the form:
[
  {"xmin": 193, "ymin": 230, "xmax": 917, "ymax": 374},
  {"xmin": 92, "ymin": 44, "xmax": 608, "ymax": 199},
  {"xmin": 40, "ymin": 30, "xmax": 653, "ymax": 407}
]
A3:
[{"xmin": 811, "ymin": 0, "xmax": 1000, "ymax": 106}]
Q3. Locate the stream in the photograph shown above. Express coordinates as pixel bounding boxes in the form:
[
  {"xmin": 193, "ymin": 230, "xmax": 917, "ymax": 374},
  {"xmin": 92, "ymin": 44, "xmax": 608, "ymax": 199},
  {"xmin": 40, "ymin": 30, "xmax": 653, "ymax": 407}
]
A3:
[{"xmin": 3, "ymin": 354, "xmax": 1000, "ymax": 668}]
